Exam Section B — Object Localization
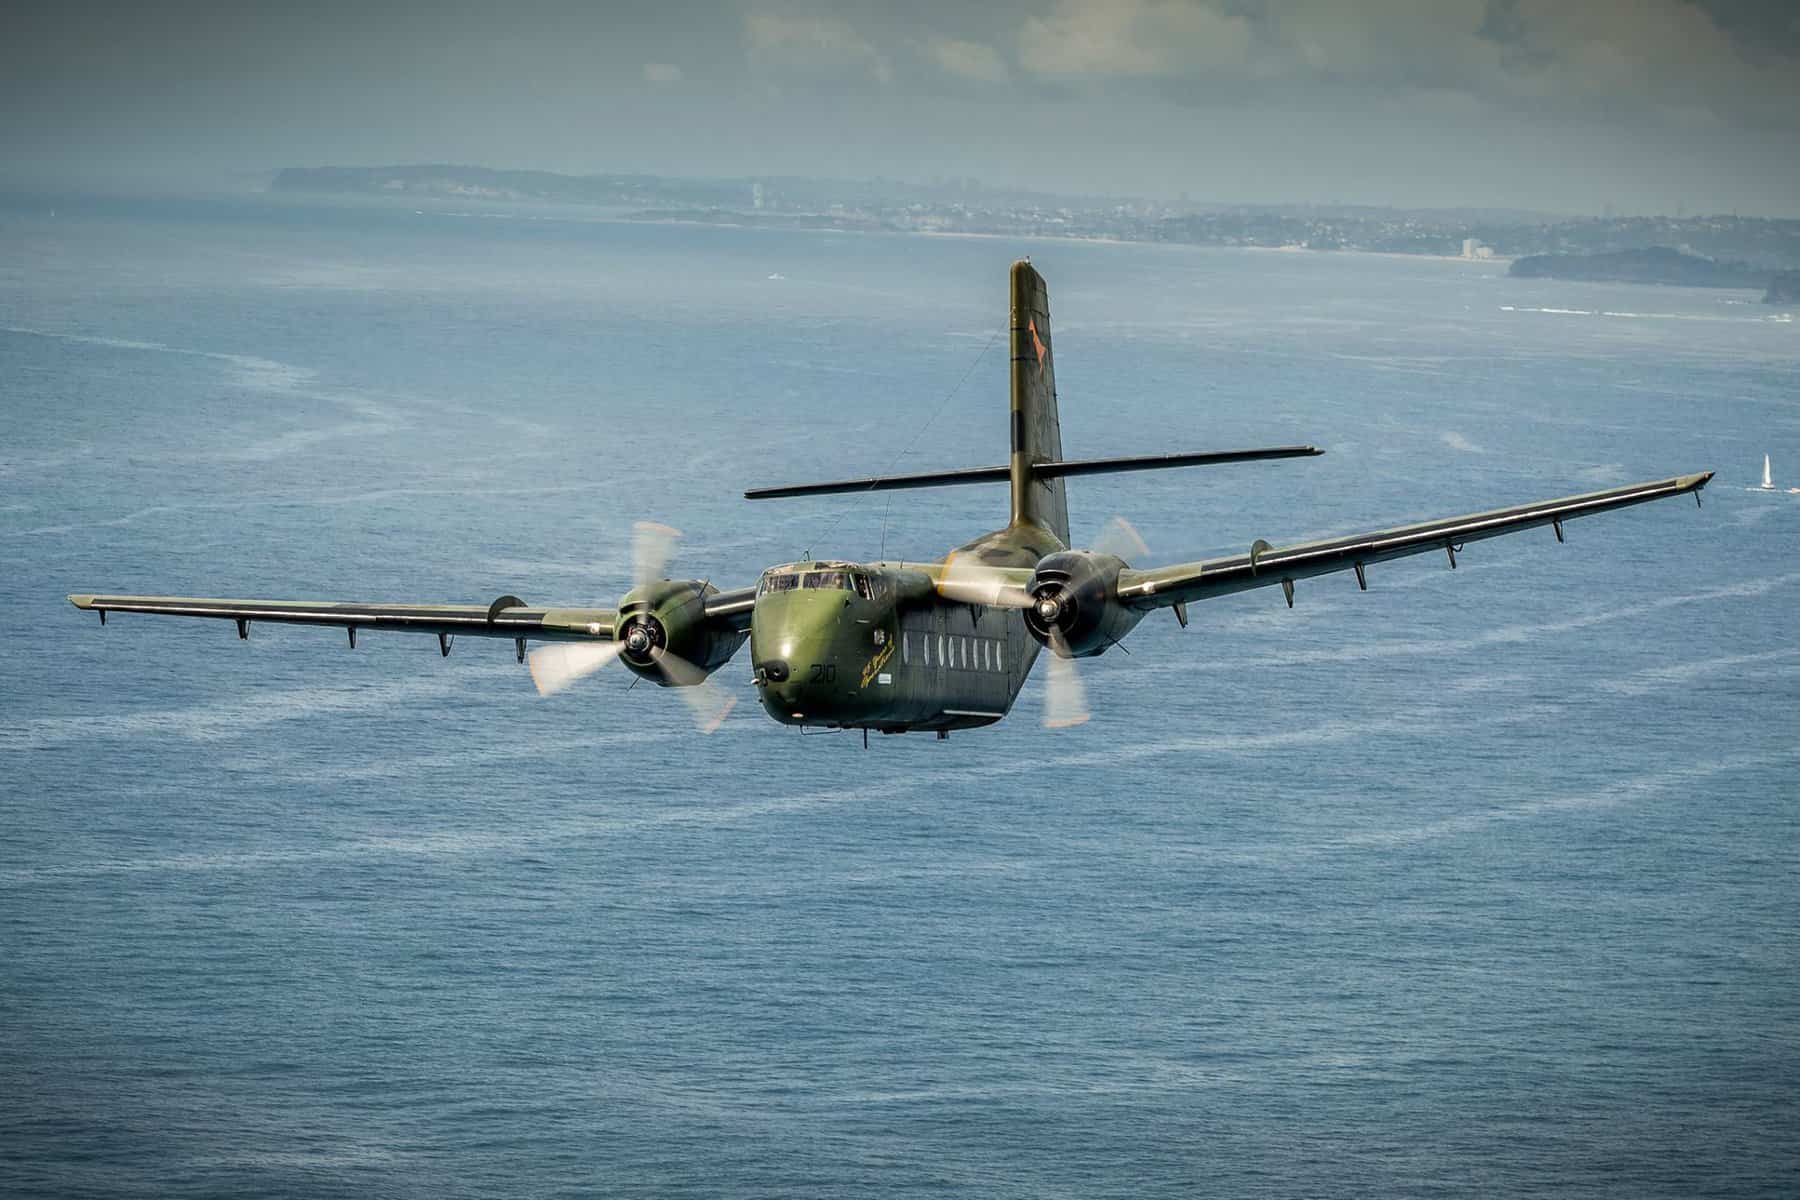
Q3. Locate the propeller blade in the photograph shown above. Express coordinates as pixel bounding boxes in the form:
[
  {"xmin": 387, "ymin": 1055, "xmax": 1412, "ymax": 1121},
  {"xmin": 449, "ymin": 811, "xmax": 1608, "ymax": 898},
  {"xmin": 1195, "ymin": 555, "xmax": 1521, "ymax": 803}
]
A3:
[
  {"xmin": 1091, "ymin": 515, "xmax": 1149, "ymax": 563},
  {"xmin": 650, "ymin": 647, "xmax": 738, "ymax": 734},
  {"xmin": 1042, "ymin": 630, "xmax": 1091, "ymax": 729},
  {"xmin": 632, "ymin": 521, "xmax": 681, "ymax": 591},
  {"xmin": 528, "ymin": 640, "xmax": 623, "ymax": 697},
  {"xmin": 937, "ymin": 552, "xmax": 1034, "ymax": 609}
]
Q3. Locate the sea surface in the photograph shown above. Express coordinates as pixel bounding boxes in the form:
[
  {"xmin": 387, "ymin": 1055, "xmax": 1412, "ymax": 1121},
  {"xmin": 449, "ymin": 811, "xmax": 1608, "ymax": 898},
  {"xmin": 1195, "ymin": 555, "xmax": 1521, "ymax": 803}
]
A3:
[{"xmin": 2, "ymin": 192, "xmax": 1797, "ymax": 1198}]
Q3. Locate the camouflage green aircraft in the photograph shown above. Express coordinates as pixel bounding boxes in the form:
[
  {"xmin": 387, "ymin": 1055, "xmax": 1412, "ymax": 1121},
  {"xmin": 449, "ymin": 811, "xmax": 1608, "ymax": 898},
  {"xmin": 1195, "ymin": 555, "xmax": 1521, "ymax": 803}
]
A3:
[{"xmin": 71, "ymin": 261, "xmax": 1712, "ymax": 739}]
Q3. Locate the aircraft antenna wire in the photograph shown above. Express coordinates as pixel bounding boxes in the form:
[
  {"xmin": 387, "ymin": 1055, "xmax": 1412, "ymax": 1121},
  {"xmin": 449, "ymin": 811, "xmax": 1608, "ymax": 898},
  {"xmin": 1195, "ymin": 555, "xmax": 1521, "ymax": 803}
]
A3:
[{"xmin": 807, "ymin": 325, "xmax": 1001, "ymax": 557}]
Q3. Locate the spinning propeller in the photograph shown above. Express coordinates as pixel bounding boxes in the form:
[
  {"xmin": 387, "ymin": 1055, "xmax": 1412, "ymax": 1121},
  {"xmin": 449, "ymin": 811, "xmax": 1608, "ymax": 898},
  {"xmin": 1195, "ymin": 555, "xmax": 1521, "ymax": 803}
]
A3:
[
  {"xmin": 527, "ymin": 521, "xmax": 738, "ymax": 733},
  {"xmin": 937, "ymin": 517, "xmax": 1150, "ymax": 729}
]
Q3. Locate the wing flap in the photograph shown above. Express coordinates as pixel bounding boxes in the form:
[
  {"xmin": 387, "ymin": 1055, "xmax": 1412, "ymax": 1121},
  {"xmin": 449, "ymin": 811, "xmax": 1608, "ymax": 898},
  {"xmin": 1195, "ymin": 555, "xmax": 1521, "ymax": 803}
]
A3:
[
  {"xmin": 1117, "ymin": 472, "xmax": 1712, "ymax": 610},
  {"xmin": 68, "ymin": 594, "xmax": 617, "ymax": 642}
]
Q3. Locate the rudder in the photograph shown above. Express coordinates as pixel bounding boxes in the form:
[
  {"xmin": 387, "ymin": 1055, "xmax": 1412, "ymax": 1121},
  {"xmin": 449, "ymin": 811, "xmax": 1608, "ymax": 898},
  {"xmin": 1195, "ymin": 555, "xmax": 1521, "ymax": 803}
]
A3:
[{"xmin": 1009, "ymin": 260, "xmax": 1070, "ymax": 542}]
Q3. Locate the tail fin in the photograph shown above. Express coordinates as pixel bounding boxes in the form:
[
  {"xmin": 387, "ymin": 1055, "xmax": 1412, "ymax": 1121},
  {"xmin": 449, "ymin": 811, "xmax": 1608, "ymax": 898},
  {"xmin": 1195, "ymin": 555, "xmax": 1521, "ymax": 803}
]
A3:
[{"xmin": 1010, "ymin": 260, "xmax": 1069, "ymax": 542}]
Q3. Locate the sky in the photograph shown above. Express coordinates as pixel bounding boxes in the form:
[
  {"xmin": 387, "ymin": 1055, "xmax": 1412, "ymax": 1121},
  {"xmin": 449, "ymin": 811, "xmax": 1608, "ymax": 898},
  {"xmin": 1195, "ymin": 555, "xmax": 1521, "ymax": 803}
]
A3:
[{"xmin": 4, "ymin": 0, "xmax": 1798, "ymax": 215}]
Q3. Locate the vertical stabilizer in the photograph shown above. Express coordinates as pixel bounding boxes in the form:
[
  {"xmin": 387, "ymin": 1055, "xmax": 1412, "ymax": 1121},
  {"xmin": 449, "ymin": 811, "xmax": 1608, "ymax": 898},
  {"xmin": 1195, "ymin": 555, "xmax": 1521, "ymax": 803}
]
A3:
[{"xmin": 1010, "ymin": 261, "xmax": 1070, "ymax": 541}]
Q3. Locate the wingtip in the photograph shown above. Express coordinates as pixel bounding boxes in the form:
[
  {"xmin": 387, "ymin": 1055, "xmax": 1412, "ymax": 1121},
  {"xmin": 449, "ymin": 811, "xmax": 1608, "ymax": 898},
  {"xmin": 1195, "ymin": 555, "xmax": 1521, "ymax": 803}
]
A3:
[
  {"xmin": 1679, "ymin": 471, "xmax": 1714, "ymax": 490},
  {"xmin": 69, "ymin": 594, "xmax": 96, "ymax": 609}
]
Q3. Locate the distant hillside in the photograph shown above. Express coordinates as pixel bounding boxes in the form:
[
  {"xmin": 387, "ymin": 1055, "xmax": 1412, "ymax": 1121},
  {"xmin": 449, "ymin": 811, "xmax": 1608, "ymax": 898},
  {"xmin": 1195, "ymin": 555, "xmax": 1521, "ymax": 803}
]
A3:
[
  {"xmin": 1509, "ymin": 247, "xmax": 1769, "ymax": 289},
  {"xmin": 271, "ymin": 165, "xmax": 1800, "ymax": 267},
  {"xmin": 272, "ymin": 165, "xmax": 750, "ymax": 209}
]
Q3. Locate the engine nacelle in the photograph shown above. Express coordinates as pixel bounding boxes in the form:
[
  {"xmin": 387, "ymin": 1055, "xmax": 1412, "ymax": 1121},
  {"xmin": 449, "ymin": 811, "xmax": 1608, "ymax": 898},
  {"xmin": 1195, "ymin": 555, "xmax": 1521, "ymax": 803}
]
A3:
[
  {"xmin": 614, "ymin": 580, "xmax": 745, "ymax": 686},
  {"xmin": 1022, "ymin": 551, "xmax": 1145, "ymax": 658}
]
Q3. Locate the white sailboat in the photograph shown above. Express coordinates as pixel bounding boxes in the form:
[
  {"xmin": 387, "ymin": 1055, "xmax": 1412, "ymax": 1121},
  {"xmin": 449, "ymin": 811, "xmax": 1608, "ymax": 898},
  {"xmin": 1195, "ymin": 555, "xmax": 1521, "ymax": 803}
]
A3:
[{"xmin": 1764, "ymin": 455, "xmax": 1775, "ymax": 489}]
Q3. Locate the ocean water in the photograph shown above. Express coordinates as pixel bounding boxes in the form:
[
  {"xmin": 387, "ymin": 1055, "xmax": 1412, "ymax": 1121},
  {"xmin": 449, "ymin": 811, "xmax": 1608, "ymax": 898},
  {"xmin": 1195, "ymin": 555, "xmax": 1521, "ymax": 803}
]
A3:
[{"xmin": 2, "ymin": 193, "xmax": 1797, "ymax": 1198}]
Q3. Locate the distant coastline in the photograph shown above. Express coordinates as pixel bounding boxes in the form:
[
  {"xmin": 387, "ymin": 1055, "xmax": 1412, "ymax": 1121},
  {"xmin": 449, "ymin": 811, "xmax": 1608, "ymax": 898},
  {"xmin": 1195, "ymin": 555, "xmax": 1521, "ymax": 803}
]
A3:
[
  {"xmin": 1510, "ymin": 247, "xmax": 1771, "ymax": 291},
  {"xmin": 271, "ymin": 165, "xmax": 1800, "ymax": 278}
]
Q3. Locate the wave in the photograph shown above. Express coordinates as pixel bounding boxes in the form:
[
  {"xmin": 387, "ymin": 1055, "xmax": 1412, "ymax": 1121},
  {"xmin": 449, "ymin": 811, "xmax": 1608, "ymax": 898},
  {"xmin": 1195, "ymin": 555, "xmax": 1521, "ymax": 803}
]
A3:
[
  {"xmin": 1, "ymin": 481, "xmax": 628, "ymax": 539},
  {"xmin": 1126, "ymin": 571, "xmax": 1800, "ymax": 677},
  {"xmin": 0, "ymin": 668, "xmax": 517, "ymax": 753},
  {"xmin": 1309, "ymin": 748, "xmax": 1796, "ymax": 854},
  {"xmin": 1594, "ymin": 647, "xmax": 1800, "ymax": 697},
  {"xmin": 1498, "ymin": 305, "xmax": 1788, "ymax": 326},
  {"xmin": 1, "ymin": 324, "xmax": 403, "ymax": 462}
]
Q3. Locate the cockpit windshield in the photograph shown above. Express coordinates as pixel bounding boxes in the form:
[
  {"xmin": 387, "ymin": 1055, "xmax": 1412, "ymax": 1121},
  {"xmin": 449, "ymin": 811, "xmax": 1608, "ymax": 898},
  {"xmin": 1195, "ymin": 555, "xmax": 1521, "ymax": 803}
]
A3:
[{"xmin": 758, "ymin": 567, "xmax": 868, "ymax": 596}]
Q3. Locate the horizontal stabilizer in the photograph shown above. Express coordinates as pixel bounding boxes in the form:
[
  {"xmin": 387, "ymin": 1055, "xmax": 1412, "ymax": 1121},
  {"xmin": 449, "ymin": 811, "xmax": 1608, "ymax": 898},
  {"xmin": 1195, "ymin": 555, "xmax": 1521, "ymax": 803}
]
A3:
[{"xmin": 744, "ymin": 445, "xmax": 1322, "ymax": 500}]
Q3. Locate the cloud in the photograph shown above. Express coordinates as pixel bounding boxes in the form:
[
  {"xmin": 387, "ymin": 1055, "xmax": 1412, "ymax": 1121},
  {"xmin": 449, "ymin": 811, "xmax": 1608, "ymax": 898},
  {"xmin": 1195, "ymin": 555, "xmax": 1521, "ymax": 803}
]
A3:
[
  {"xmin": 1486, "ymin": 0, "xmax": 1796, "ymax": 124},
  {"xmin": 1263, "ymin": 0, "xmax": 1502, "ymax": 89},
  {"xmin": 3, "ymin": 0, "xmax": 1796, "ymax": 215},
  {"xmin": 927, "ymin": 36, "xmax": 1009, "ymax": 84},
  {"xmin": 1247, "ymin": 0, "xmax": 1799, "ymax": 127},
  {"xmin": 744, "ymin": 8, "xmax": 893, "ymax": 85},
  {"xmin": 1018, "ymin": 0, "xmax": 1254, "ymax": 79},
  {"xmin": 1003, "ymin": 0, "xmax": 1797, "ymax": 130}
]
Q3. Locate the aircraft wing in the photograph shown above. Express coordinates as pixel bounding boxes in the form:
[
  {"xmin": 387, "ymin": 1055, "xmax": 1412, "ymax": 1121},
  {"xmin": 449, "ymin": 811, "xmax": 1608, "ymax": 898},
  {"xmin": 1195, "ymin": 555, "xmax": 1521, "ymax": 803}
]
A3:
[
  {"xmin": 1115, "ymin": 472, "xmax": 1713, "ymax": 611},
  {"xmin": 67, "ymin": 593, "xmax": 619, "ymax": 650}
]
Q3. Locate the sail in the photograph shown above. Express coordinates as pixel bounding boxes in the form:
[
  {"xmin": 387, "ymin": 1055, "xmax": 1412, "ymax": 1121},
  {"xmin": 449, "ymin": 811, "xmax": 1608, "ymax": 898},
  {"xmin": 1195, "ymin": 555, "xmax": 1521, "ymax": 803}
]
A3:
[{"xmin": 1764, "ymin": 455, "xmax": 1774, "ymax": 489}]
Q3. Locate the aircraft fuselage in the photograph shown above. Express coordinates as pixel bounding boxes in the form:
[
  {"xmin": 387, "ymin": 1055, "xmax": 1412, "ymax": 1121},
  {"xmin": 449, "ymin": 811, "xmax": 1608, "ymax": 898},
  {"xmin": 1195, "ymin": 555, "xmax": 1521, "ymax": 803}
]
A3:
[{"xmin": 749, "ymin": 522, "xmax": 1059, "ymax": 733}]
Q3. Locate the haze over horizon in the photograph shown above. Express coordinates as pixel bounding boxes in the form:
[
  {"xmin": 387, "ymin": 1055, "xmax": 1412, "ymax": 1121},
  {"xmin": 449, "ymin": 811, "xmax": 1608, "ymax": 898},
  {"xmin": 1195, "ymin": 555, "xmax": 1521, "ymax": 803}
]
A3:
[{"xmin": 5, "ymin": 0, "xmax": 1799, "ymax": 217}]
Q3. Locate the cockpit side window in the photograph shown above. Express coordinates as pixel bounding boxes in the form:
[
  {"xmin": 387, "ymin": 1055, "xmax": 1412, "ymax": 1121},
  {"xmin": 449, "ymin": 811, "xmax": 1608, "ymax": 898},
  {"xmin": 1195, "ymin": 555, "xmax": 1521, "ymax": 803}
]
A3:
[{"xmin": 852, "ymin": 574, "xmax": 872, "ymax": 600}]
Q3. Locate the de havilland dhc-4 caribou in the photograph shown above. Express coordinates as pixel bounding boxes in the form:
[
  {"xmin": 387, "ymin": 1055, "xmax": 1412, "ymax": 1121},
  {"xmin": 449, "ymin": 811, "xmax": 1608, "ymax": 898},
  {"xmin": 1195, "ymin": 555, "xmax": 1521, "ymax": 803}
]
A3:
[{"xmin": 71, "ymin": 262, "xmax": 1713, "ymax": 739}]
